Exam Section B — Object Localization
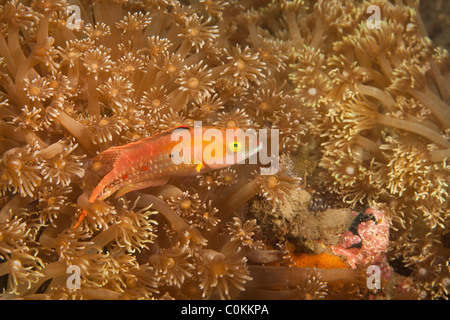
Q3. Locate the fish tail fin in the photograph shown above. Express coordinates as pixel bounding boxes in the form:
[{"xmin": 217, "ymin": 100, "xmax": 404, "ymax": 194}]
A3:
[
  {"xmin": 73, "ymin": 171, "xmax": 116, "ymax": 229},
  {"xmin": 89, "ymin": 182, "xmax": 105, "ymax": 203},
  {"xmin": 88, "ymin": 169, "xmax": 118, "ymax": 203},
  {"xmin": 73, "ymin": 209, "xmax": 88, "ymax": 229},
  {"xmin": 91, "ymin": 147, "xmax": 124, "ymax": 176}
]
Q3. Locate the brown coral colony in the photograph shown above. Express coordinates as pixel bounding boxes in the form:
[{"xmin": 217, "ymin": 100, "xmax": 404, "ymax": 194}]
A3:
[{"xmin": 0, "ymin": 0, "xmax": 449, "ymax": 301}]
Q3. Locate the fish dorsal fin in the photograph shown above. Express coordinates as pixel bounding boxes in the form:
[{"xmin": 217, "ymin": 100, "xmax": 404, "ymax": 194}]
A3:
[
  {"xmin": 150, "ymin": 125, "xmax": 191, "ymax": 139},
  {"xmin": 113, "ymin": 126, "xmax": 191, "ymax": 149}
]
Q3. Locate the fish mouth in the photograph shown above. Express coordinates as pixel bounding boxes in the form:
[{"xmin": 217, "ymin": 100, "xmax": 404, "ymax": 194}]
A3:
[
  {"xmin": 235, "ymin": 139, "xmax": 262, "ymax": 165},
  {"xmin": 248, "ymin": 140, "xmax": 263, "ymax": 157},
  {"xmin": 256, "ymin": 140, "xmax": 263, "ymax": 152}
]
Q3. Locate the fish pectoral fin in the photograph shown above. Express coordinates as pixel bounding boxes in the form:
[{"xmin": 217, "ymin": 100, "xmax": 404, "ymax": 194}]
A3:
[{"xmin": 114, "ymin": 178, "xmax": 170, "ymax": 198}]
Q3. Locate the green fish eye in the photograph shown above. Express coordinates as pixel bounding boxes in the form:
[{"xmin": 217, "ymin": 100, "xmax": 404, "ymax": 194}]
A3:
[{"xmin": 228, "ymin": 141, "xmax": 242, "ymax": 152}]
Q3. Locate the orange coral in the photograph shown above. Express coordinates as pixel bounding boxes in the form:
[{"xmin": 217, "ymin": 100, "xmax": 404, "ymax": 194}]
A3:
[
  {"xmin": 284, "ymin": 241, "xmax": 349, "ymax": 269},
  {"xmin": 290, "ymin": 252, "xmax": 349, "ymax": 270}
]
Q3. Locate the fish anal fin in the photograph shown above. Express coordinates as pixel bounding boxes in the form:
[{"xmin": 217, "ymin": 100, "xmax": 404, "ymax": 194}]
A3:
[{"xmin": 115, "ymin": 178, "xmax": 170, "ymax": 198}]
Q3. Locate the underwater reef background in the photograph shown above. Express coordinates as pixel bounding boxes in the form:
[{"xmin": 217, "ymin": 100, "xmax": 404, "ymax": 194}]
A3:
[
  {"xmin": 420, "ymin": 0, "xmax": 450, "ymax": 52},
  {"xmin": 0, "ymin": 0, "xmax": 449, "ymax": 300}
]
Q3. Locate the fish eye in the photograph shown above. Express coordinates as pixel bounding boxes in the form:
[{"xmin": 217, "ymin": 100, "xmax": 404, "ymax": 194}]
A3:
[{"xmin": 228, "ymin": 141, "xmax": 242, "ymax": 152}]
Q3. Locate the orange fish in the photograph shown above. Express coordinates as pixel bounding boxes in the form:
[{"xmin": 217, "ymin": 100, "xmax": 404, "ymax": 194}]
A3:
[{"xmin": 74, "ymin": 125, "xmax": 261, "ymax": 228}]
